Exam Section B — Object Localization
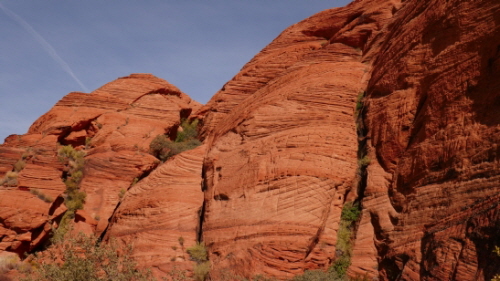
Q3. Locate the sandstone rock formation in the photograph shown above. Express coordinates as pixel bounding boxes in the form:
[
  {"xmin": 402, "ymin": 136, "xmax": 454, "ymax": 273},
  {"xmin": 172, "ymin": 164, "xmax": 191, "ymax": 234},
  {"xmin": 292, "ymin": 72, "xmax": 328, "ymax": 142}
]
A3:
[
  {"xmin": 0, "ymin": 74, "xmax": 201, "ymax": 259},
  {"xmin": 197, "ymin": 0, "xmax": 500, "ymax": 279},
  {"xmin": 350, "ymin": 0, "xmax": 500, "ymax": 280},
  {"xmin": 105, "ymin": 144, "xmax": 206, "ymax": 278},
  {"xmin": 1, "ymin": 0, "xmax": 500, "ymax": 280}
]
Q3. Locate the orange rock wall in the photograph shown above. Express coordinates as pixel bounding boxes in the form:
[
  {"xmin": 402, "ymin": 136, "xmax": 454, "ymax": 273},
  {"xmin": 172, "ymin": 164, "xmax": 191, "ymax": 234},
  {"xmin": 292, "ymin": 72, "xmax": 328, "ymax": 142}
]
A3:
[{"xmin": 351, "ymin": 0, "xmax": 500, "ymax": 280}]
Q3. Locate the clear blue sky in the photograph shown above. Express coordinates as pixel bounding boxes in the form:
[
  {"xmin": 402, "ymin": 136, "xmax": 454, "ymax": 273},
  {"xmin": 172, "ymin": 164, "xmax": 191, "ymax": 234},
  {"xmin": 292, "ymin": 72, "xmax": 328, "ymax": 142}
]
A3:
[{"xmin": 0, "ymin": 1, "xmax": 351, "ymax": 143}]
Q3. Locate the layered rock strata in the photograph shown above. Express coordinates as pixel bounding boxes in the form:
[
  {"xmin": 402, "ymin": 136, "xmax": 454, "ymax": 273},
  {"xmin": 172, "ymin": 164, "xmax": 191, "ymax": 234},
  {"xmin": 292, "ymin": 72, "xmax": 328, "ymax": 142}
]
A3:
[
  {"xmin": 350, "ymin": 0, "xmax": 500, "ymax": 280},
  {"xmin": 105, "ymin": 144, "xmax": 206, "ymax": 278},
  {"xmin": 0, "ymin": 74, "xmax": 201, "ymax": 256}
]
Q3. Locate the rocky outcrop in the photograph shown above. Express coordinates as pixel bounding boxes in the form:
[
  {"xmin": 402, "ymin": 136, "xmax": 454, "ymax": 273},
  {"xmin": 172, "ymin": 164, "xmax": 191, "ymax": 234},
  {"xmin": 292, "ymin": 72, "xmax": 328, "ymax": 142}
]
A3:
[
  {"xmin": 105, "ymin": 144, "xmax": 206, "ymax": 279},
  {"xmin": 197, "ymin": 0, "xmax": 500, "ymax": 279},
  {"xmin": 1, "ymin": 0, "xmax": 500, "ymax": 280},
  {"xmin": 197, "ymin": 1, "xmax": 398, "ymax": 279},
  {"xmin": 0, "ymin": 74, "xmax": 201, "ymax": 257},
  {"xmin": 349, "ymin": 0, "xmax": 500, "ymax": 280}
]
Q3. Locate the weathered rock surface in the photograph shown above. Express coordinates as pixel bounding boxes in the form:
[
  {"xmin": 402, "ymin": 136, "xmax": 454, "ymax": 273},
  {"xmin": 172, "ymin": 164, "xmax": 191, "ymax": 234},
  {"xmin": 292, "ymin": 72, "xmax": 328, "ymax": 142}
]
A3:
[
  {"xmin": 0, "ymin": 74, "xmax": 201, "ymax": 259},
  {"xmin": 105, "ymin": 144, "xmax": 206, "ymax": 278},
  {"xmin": 349, "ymin": 0, "xmax": 500, "ymax": 280},
  {"xmin": 1, "ymin": 0, "xmax": 500, "ymax": 280},
  {"xmin": 197, "ymin": 0, "xmax": 500, "ymax": 279},
  {"xmin": 197, "ymin": 1, "xmax": 399, "ymax": 278}
]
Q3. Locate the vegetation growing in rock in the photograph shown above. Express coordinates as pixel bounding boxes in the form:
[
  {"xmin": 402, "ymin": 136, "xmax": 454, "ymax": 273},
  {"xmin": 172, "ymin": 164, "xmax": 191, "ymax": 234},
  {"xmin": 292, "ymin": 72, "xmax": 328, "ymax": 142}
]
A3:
[
  {"xmin": 53, "ymin": 145, "xmax": 87, "ymax": 240},
  {"xmin": 22, "ymin": 233, "xmax": 154, "ymax": 281},
  {"xmin": 493, "ymin": 246, "xmax": 500, "ymax": 281},
  {"xmin": 0, "ymin": 171, "xmax": 18, "ymax": 187},
  {"xmin": 29, "ymin": 188, "xmax": 54, "ymax": 203},
  {"xmin": 187, "ymin": 242, "xmax": 210, "ymax": 281},
  {"xmin": 58, "ymin": 145, "xmax": 86, "ymax": 214},
  {"xmin": 150, "ymin": 119, "xmax": 201, "ymax": 162},
  {"xmin": 332, "ymin": 202, "xmax": 361, "ymax": 278}
]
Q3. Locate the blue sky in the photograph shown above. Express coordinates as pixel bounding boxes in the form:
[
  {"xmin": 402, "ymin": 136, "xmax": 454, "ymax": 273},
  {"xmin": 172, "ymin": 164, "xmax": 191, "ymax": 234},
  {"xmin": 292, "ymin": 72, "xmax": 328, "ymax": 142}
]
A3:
[{"xmin": 0, "ymin": 1, "xmax": 351, "ymax": 143}]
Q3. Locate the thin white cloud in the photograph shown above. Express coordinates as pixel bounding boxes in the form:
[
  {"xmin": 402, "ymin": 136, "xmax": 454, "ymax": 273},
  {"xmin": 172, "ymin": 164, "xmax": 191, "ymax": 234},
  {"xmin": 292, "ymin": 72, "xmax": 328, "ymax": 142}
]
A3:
[{"xmin": 0, "ymin": 3, "xmax": 89, "ymax": 92}]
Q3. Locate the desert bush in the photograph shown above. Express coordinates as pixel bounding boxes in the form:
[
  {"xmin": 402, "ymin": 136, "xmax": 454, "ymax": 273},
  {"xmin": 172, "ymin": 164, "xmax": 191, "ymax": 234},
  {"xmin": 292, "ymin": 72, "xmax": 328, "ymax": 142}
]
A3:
[
  {"xmin": 176, "ymin": 119, "xmax": 199, "ymax": 142},
  {"xmin": 29, "ymin": 189, "xmax": 54, "ymax": 203},
  {"xmin": 0, "ymin": 255, "xmax": 19, "ymax": 274},
  {"xmin": 187, "ymin": 242, "xmax": 208, "ymax": 263},
  {"xmin": 331, "ymin": 202, "xmax": 363, "ymax": 278},
  {"xmin": 193, "ymin": 262, "xmax": 210, "ymax": 281},
  {"xmin": 355, "ymin": 92, "xmax": 364, "ymax": 113},
  {"xmin": 57, "ymin": 145, "xmax": 86, "ymax": 215},
  {"xmin": 187, "ymin": 242, "xmax": 210, "ymax": 281},
  {"xmin": 341, "ymin": 202, "xmax": 361, "ymax": 223},
  {"xmin": 149, "ymin": 119, "xmax": 201, "ymax": 162},
  {"xmin": 150, "ymin": 136, "xmax": 201, "ymax": 162},
  {"xmin": 0, "ymin": 171, "xmax": 18, "ymax": 187},
  {"xmin": 65, "ymin": 189, "xmax": 86, "ymax": 213},
  {"xmin": 22, "ymin": 232, "xmax": 154, "ymax": 281},
  {"xmin": 358, "ymin": 156, "xmax": 370, "ymax": 168},
  {"xmin": 119, "ymin": 188, "xmax": 126, "ymax": 200},
  {"xmin": 13, "ymin": 159, "xmax": 26, "ymax": 172}
]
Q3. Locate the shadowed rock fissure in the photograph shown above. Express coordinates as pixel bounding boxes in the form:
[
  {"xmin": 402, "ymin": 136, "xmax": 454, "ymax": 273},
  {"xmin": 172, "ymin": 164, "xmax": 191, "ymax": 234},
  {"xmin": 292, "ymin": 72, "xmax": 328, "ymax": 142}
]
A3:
[
  {"xmin": 98, "ymin": 164, "xmax": 158, "ymax": 242},
  {"xmin": 196, "ymin": 165, "xmax": 208, "ymax": 243}
]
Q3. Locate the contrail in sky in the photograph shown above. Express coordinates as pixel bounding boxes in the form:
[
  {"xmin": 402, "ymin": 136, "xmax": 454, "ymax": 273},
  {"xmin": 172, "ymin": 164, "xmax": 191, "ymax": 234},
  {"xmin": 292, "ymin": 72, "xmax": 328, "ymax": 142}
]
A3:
[{"xmin": 0, "ymin": 3, "xmax": 90, "ymax": 92}]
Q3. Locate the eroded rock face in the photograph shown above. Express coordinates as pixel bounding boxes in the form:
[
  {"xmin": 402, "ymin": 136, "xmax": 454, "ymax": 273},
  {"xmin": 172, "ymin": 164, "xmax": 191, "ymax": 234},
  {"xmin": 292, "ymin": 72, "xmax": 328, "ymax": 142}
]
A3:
[
  {"xmin": 105, "ymin": 145, "xmax": 206, "ymax": 279},
  {"xmin": 0, "ymin": 74, "xmax": 201, "ymax": 257},
  {"xmin": 198, "ymin": 0, "xmax": 500, "ymax": 279},
  {"xmin": 350, "ymin": 0, "xmax": 500, "ymax": 280},
  {"xmin": 1, "ymin": 0, "xmax": 499, "ymax": 279},
  {"xmin": 197, "ymin": 1, "xmax": 400, "ymax": 279}
]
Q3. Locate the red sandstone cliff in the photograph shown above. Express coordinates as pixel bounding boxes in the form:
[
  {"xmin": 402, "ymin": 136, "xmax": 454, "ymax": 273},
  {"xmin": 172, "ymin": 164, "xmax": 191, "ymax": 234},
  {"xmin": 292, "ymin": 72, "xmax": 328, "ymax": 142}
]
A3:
[{"xmin": 1, "ymin": 0, "xmax": 500, "ymax": 280}]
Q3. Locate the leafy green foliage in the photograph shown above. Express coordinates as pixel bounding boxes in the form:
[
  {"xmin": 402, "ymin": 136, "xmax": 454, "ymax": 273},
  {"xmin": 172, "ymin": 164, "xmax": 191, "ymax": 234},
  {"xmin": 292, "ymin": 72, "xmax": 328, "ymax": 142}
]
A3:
[
  {"xmin": 22, "ymin": 233, "xmax": 154, "ymax": 281},
  {"xmin": 331, "ymin": 202, "xmax": 362, "ymax": 278},
  {"xmin": 175, "ymin": 119, "xmax": 199, "ymax": 142},
  {"xmin": 341, "ymin": 202, "xmax": 361, "ymax": 223},
  {"xmin": 149, "ymin": 119, "xmax": 201, "ymax": 162},
  {"xmin": 355, "ymin": 92, "xmax": 364, "ymax": 115},
  {"xmin": 331, "ymin": 255, "xmax": 351, "ymax": 278}
]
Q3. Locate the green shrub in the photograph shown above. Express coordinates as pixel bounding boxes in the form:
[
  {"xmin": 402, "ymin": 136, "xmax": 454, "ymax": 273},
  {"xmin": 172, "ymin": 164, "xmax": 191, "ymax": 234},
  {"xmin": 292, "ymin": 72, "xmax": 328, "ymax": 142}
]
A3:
[
  {"xmin": 187, "ymin": 242, "xmax": 208, "ymax": 263},
  {"xmin": 341, "ymin": 202, "xmax": 361, "ymax": 223},
  {"xmin": 57, "ymin": 145, "xmax": 86, "ymax": 214},
  {"xmin": 358, "ymin": 156, "xmax": 370, "ymax": 168},
  {"xmin": 22, "ymin": 232, "xmax": 155, "ymax": 281},
  {"xmin": 149, "ymin": 136, "xmax": 201, "ymax": 162},
  {"xmin": 149, "ymin": 119, "xmax": 201, "ymax": 162},
  {"xmin": 330, "ymin": 202, "xmax": 362, "ymax": 278},
  {"xmin": 176, "ymin": 119, "xmax": 199, "ymax": 142},
  {"xmin": 331, "ymin": 255, "xmax": 351, "ymax": 278},
  {"xmin": 65, "ymin": 189, "xmax": 86, "ymax": 212}
]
